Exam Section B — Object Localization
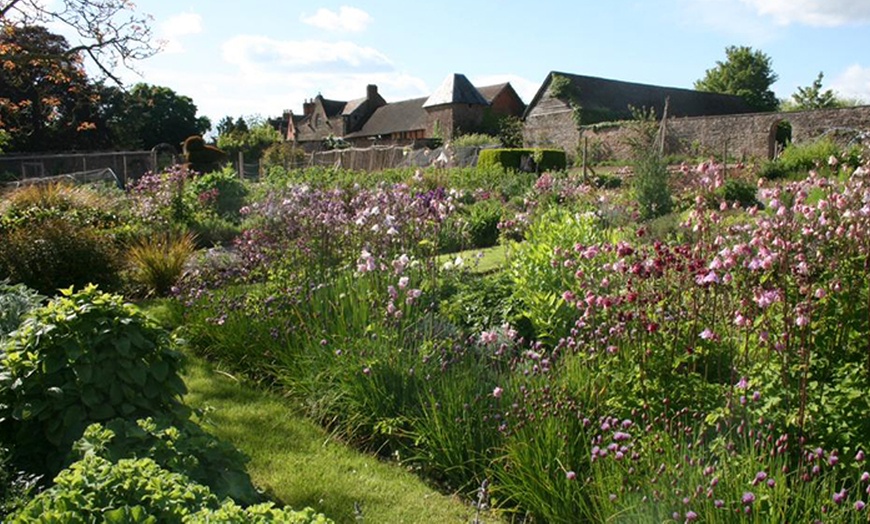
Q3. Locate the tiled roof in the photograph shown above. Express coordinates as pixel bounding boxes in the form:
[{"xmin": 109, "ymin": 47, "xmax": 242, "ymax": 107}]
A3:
[
  {"xmin": 423, "ymin": 74, "xmax": 489, "ymax": 108},
  {"xmin": 346, "ymin": 97, "xmax": 428, "ymax": 138}
]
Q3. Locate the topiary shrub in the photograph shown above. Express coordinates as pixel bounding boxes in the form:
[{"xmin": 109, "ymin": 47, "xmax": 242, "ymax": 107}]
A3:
[
  {"xmin": 478, "ymin": 148, "xmax": 567, "ymax": 172},
  {"xmin": 186, "ymin": 166, "xmax": 248, "ymax": 222},
  {"xmin": 0, "ymin": 285, "xmax": 188, "ymax": 476},
  {"xmin": 183, "ymin": 135, "xmax": 228, "ymax": 175},
  {"xmin": 0, "ymin": 218, "xmax": 121, "ymax": 295}
]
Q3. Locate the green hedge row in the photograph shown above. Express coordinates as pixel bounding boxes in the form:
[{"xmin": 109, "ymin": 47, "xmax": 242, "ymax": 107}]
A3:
[{"xmin": 477, "ymin": 148, "xmax": 567, "ymax": 172}]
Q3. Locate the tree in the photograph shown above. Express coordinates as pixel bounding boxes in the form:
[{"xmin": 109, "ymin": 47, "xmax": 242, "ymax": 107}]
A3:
[
  {"xmin": 217, "ymin": 119, "xmax": 282, "ymax": 161},
  {"xmin": 695, "ymin": 45, "xmax": 779, "ymax": 112},
  {"xmin": 0, "ymin": 0, "xmax": 158, "ymax": 83},
  {"xmin": 113, "ymin": 83, "xmax": 211, "ymax": 150},
  {"xmin": 0, "ymin": 25, "xmax": 111, "ymax": 152},
  {"xmin": 782, "ymin": 72, "xmax": 862, "ymax": 111}
]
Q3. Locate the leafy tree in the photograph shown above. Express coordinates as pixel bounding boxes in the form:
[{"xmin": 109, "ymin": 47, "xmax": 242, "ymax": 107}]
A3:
[
  {"xmin": 782, "ymin": 72, "xmax": 862, "ymax": 111},
  {"xmin": 217, "ymin": 119, "xmax": 282, "ymax": 160},
  {"xmin": 695, "ymin": 45, "xmax": 779, "ymax": 112},
  {"xmin": 0, "ymin": 0, "xmax": 158, "ymax": 83},
  {"xmin": 113, "ymin": 83, "xmax": 211, "ymax": 150},
  {"xmin": 0, "ymin": 25, "xmax": 111, "ymax": 152}
]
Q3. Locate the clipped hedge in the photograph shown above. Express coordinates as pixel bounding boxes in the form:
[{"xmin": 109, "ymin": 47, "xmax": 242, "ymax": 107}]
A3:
[{"xmin": 477, "ymin": 148, "xmax": 567, "ymax": 172}]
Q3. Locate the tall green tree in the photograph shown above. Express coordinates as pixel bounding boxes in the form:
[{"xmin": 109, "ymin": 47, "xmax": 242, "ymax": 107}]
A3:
[
  {"xmin": 695, "ymin": 45, "xmax": 779, "ymax": 112},
  {"xmin": 113, "ymin": 83, "xmax": 211, "ymax": 150},
  {"xmin": 216, "ymin": 118, "xmax": 282, "ymax": 160},
  {"xmin": 783, "ymin": 72, "xmax": 858, "ymax": 111}
]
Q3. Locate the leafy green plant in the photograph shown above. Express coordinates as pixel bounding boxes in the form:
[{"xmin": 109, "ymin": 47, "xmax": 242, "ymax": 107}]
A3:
[
  {"xmin": 186, "ymin": 166, "xmax": 249, "ymax": 222},
  {"xmin": 478, "ymin": 148, "xmax": 567, "ymax": 172},
  {"xmin": 0, "ymin": 217, "xmax": 122, "ymax": 295},
  {"xmin": 8, "ymin": 453, "xmax": 333, "ymax": 523},
  {"xmin": 0, "ymin": 281, "xmax": 42, "ymax": 341},
  {"xmin": 126, "ymin": 230, "xmax": 196, "ymax": 297},
  {"xmin": 0, "ymin": 285, "xmax": 188, "ymax": 476},
  {"xmin": 73, "ymin": 417, "xmax": 261, "ymax": 505},
  {"xmin": 466, "ymin": 199, "xmax": 504, "ymax": 249},
  {"xmin": 453, "ymin": 133, "xmax": 500, "ymax": 148}
]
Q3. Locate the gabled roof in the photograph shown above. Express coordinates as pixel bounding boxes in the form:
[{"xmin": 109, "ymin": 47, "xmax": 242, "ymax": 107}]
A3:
[
  {"xmin": 346, "ymin": 97, "xmax": 428, "ymax": 138},
  {"xmin": 423, "ymin": 73, "xmax": 489, "ymax": 108},
  {"xmin": 342, "ymin": 97, "xmax": 367, "ymax": 116},
  {"xmin": 320, "ymin": 97, "xmax": 347, "ymax": 117},
  {"xmin": 477, "ymin": 83, "xmax": 511, "ymax": 103},
  {"xmin": 524, "ymin": 71, "xmax": 753, "ymax": 121}
]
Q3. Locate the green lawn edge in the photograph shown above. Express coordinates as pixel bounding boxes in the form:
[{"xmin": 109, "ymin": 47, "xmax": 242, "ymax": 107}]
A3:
[{"xmin": 182, "ymin": 355, "xmax": 502, "ymax": 524}]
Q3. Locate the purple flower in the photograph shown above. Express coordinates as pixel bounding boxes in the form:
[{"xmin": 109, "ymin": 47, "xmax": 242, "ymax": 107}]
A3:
[
  {"xmin": 714, "ymin": 499, "xmax": 724, "ymax": 508},
  {"xmin": 856, "ymin": 500, "xmax": 866, "ymax": 511},
  {"xmin": 613, "ymin": 431, "xmax": 632, "ymax": 442},
  {"xmin": 742, "ymin": 491, "xmax": 756, "ymax": 505},
  {"xmin": 856, "ymin": 450, "xmax": 865, "ymax": 462},
  {"xmin": 834, "ymin": 489, "xmax": 847, "ymax": 505},
  {"xmin": 753, "ymin": 471, "xmax": 768, "ymax": 485},
  {"xmin": 566, "ymin": 470, "xmax": 576, "ymax": 480},
  {"xmin": 685, "ymin": 511, "xmax": 698, "ymax": 522}
]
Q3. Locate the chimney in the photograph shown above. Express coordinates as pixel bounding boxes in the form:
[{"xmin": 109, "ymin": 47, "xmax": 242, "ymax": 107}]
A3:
[
  {"xmin": 366, "ymin": 84, "xmax": 378, "ymax": 101},
  {"xmin": 303, "ymin": 99, "xmax": 315, "ymax": 117}
]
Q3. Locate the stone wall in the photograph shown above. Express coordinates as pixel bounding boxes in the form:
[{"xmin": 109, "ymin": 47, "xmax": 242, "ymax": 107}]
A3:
[{"xmin": 532, "ymin": 105, "xmax": 870, "ymax": 162}]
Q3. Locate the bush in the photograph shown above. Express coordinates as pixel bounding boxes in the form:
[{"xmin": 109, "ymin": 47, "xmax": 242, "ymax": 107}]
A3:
[
  {"xmin": 760, "ymin": 137, "xmax": 862, "ymax": 180},
  {"xmin": 8, "ymin": 452, "xmax": 333, "ymax": 523},
  {"xmin": 453, "ymin": 133, "xmax": 500, "ymax": 148},
  {"xmin": 126, "ymin": 230, "xmax": 196, "ymax": 297},
  {"xmin": 633, "ymin": 152, "xmax": 673, "ymax": 220},
  {"xmin": 466, "ymin": 199, "xmax": 504, "ymax": 248},
  {"xmin": 0, "ymin": 286, "xmax": 188, "ymax": 476},
  {"xmin": 73, "ymin": 417, "xmax": 261, "ymax": 505},
  {"xmin": 478, "ymin": 148, "xmax": 567, "ymax": 172},
  {"xmin": 186, "ymin": 166, "xmax": 248, "ymax": 222},
  {"xmin": 0, "ymin": 218, "xmax": 121, "ymax": 295},
  {"xmin": 0, "ymin": 281, "xmax": 42, "ymax": 341},
  {"xmin": 713, "ymin": 178, "xmax": 758, "ymax": 208}
]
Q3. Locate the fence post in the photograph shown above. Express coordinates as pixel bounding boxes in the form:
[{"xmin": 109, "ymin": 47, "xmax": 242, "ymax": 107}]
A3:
[{"xmin": 238, "ymin": 152, "xmax": 244, "ymax": 179}]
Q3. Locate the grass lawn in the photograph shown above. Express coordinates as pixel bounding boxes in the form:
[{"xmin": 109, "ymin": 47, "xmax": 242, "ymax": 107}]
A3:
[
  {"xmin": 182, "ymin": 355, "xmax": 501, "ymax": 524},
  {"xmin": 438, "ymin": 244, "xmax": 507, "ymax": 274}
]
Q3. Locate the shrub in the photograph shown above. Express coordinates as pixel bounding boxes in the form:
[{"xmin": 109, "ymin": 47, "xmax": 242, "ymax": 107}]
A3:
[
  {"xmin": 478, "ymin": 148, "xmax": 567, "ymax": 172},
  {"xmin": 8, "ymin": 452, "xmax": 333, "ymax": 523},
  {"xmin": 0, "ymin": 182, "xmax": 119, "ymax": 230},
  {"xmin": 127, "ymin": 230, "xmax": 197, "ymax": 297},
  {"xmin": 186, "ymin": 166, "xmax": 248, "ymax": 222},
  {"xmin": 0, "ymin": 281, "xmax": 42, "ymax": 341},
  {"xmin": 760, "ymin": 137, "xmax": 862, "ymax": 180},
  {"xmin": 632, "ymin": 152, "xmax": 673, "ymax": 220},
  {"xmin": 453, "ymin": 133, "xmax": 500, "ymax": 148},
  {"xmin": 713, "ymin": 178, "xmax": 758, "ymax": 208},
  {"xmin": 73, "ymin": 417, "xmax": 260, "ymax": 505},
  {"xmin": 0, "ymin": 218, "xmax": 121, "ymax": 295},
  {"xmin": 0, "ymin": 285, "xmax": 188, "ymax": 476},
  {"xmin": 465, "ymin": 199, "xmax": 504, "ymax": 248}
]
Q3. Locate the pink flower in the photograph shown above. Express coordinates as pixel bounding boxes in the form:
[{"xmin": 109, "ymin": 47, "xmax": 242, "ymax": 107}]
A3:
[
  {"xmin": 492, "ymin": 386, "xmax": 504, "ymax": 398},
  {"xmin": 699, "ymin": 328, "xmax": 715, "ymax": 340}
]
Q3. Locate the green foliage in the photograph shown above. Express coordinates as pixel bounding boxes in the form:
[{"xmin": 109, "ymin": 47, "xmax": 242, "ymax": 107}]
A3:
[
  {"xmin": 787, "ymin": 72, "xmax": 840, "ymax": 110},
  {"xmin": 0, "ymin": 218, "xmax": 121, "ymax": 295},
  {"xmin": 695, "ymin": 45, "xmax": 779, "ymax": 112},
  {"xmin": 497, "ymin": 115, "xmax": 525, "ymax": 149},
  {"xmin": 508, "ymin": 209, "xmax": 609, "ymax": 344},
  {"xmin": 465, "ymin": 199, "xmax": 504, "ymax": 249},
  {"xmin": 262, "ymin": 141, "xmax": 307, "ymax": 171},
  {"xmin": 0, "ymin": 286, "xmax": 188, "ymax": 476},
  {"xmin": 217, "ymin": 120, "xmax": 283, "ymax": 161},
  {"xmin": 186, "ymin": 166, "xmax": 249, "ymax": 221},
  {"xmin": 713, "ymin": 178, "xmax": 759, "ymax": 208},
  {"xmin": 477, "ymin": 148, "xmax": 567, "ymax": 172},
  {"xmin": 8, "ymin": 453, "xmax": 332, "ymax": 523},
  {"xmin": 548, "ymin": 74, "xmax": 583, "ymax": 128},
  {"xmin": 760, "ymin": 137, "xmax": 860, "ymax": 180},
  {"xmin": 452, "ymin": 133, "xmax": 501, "ymax": 148},
  {"xmin": 633, "ymin": 153, "xmax": 673, "ymax": 220},
  {"xmin": 438, "ymin": 271, "xmax": 521, "ymax": 335},
  {"xmin": 73, "ymin": 417, "xmax": 261, "ymax": 505},
  {"xmin": 126, "ymin": 230, "xmax": 196, "ymax": 297},
  {"xmin": 114, "ymin": 83, "xmax": 212, "ymax": 150},
  {"xmin": 0, "ymin": 281, "xmax": 42, "ymax": 341}
]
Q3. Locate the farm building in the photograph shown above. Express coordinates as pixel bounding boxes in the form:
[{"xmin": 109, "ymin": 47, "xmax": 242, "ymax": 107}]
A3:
[{"xmin": 288, "ymin": 74, "xmax": 526, "ymax": 149}]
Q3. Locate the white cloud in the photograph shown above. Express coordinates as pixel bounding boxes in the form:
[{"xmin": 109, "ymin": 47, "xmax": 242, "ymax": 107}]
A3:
[
  {"xmin": 159, "ymin": 12, "xmax": 203, "ymax": 54},
  {"xmin": 301, "ymin": 6, "xmax": 372, "ymax": 33},
  {"xmin": 678, "ymin": 0, "xmax": 778, "ymax": 43},
  {"xmin": 471, "ymin": 74, "xmax": 541, "ymax": 104},
  {"xmin": 739, "ymin": 0, "xmax": 870, "ymax": 26},
  {"xmin": 830, "ymin": 65, "xmax": 870, "ymax": 103},
  {"xmin": 222, "ymin": 35, "xmax": 392, "ymax": 74}
]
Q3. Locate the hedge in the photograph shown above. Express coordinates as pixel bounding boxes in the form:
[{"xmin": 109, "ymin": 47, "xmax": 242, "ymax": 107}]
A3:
[{"xmin": 477, "ymin": 148, "xmax": 567, "ymax": 172}]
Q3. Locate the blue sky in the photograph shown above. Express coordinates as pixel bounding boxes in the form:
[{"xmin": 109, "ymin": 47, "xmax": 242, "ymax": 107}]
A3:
[{"xmin": 110, "ymin": 0, "xmax": 870, "ymax": 127}]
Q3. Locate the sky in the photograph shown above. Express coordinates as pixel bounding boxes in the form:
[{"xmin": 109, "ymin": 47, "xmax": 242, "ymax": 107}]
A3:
[{"xmin": 100, "ymin": 0, "xmax": 870, "ymax": 128}]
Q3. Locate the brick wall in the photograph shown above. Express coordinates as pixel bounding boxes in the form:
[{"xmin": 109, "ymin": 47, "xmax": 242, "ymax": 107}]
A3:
[{"xmin": 529, "ymin": 103, "xmax": 870, "ymax": 162}]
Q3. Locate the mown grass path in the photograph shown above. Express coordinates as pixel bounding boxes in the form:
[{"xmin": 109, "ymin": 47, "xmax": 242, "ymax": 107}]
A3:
[{"xmin": 182, "ymin": 355, "xmax": 501, "ymax": 524}]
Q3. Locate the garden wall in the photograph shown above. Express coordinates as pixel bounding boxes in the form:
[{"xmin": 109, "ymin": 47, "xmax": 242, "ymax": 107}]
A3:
[{"xmin": 529, "ymin": 105, "xmax": 870, "ymax": 162}]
